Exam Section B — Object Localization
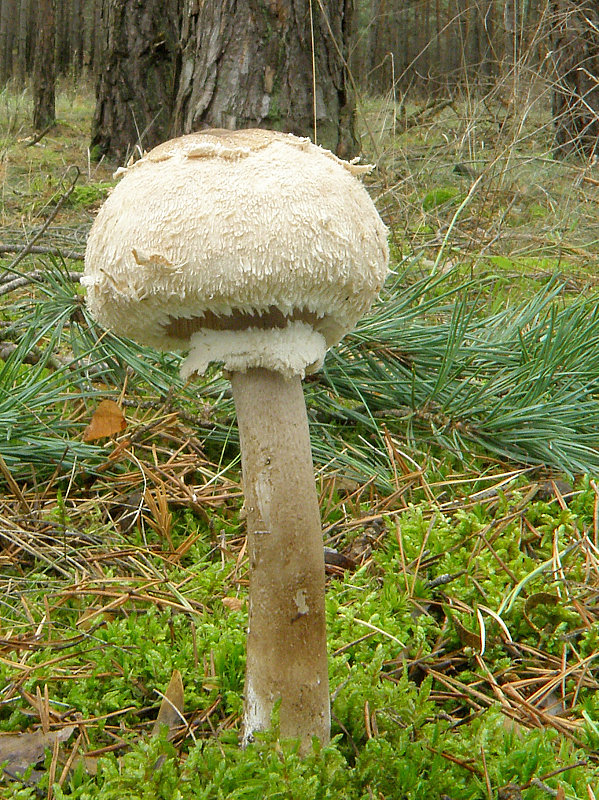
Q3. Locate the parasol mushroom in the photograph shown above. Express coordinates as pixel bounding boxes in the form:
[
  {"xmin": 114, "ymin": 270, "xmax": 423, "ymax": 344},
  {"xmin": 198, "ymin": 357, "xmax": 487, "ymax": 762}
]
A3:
[{"xmin": 82, "ymin": 128, "xmax": 389, "ymax": 750}]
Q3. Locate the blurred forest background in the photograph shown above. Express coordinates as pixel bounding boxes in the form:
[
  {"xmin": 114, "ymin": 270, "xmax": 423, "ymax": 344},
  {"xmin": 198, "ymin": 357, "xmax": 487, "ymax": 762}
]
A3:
[
  {"xmin": 0, "ymin": 0, "xmax": 597, "ymax": 160},
  {"xmin": 0, "ymin": 1, "xmax": 578, "ymax": 95}
]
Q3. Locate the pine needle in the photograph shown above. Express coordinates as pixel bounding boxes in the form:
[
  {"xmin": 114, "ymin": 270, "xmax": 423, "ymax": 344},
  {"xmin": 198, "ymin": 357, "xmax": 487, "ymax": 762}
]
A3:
[{"xmin": 3, "ymin": 261, "xmax": 599, "ymax": 487}]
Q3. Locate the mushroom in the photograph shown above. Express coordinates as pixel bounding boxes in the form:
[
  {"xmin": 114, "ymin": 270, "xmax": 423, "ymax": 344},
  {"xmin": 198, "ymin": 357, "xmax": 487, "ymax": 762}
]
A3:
[{"xmin": 83, "ymin": 128, "xmax": 389, "ymax": 750}]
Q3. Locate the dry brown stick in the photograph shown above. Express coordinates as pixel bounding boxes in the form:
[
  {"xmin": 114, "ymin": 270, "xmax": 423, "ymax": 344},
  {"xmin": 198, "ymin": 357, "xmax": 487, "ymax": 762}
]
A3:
[
  {"xmin": 23, "ymin": 122, "xmax": 56, "ymax": 147},
  {"xmin": 400, "ymin": 98, "xmax": 455, "ymax": 129},
  {"xmin": 582, "ymin": 174, "xmax": 599, "ymax": 187},
  {"xmin": 423, "ymin": 742, "xmax": 481, "ymax": 776},
  {"xmin": 0, "ymin": 452, "xmax": 30, "ymax": 514},
  {"xmin": 57, "ymin": 731, "xmax": 84, "ymax": 791},
  {"xmin": 524, "ymin": 760, "xmax": 589, "ymax": 790}
]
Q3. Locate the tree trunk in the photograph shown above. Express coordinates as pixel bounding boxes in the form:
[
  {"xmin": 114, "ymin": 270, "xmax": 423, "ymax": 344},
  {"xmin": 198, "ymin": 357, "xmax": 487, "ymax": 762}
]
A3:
[
  {"xmin": 54, "ymin": 0, "xmax": 70, "ymax": 74},
  {"xmin": 172, "ymin": 0, "xmax": 358, "ymax": 158},
  {"xmin": 435, "ymin": 0, "xmax": 443, "ymax": 67},
  {"xmin": 0, "ymin": 0, "xmax": 16, "ymax": 84},
  {"xmin": 502, "ymin": 0, "xmax": 521, "ymax": 76},
  {"xmin": 32, "ymin": 0, "xmax": 55, "ymax": 130},
  {"xmin": 17, "ymin": 0, "xmax": 30, "ymax": 84},
  {"xmin": 90, "ymin": 0, "xmax": 180, "ymax": 161},
  {"xmin": 366, "ymin": 0, "xmax": 383, "ymax": 93},
  {"xmin": 71, "ymin": 0, "xmax": 84, "ymax": 75},
  {"xmin": 447, "ymin": 0, "xmax": 461, "ymax": 78},
  {"xmin": 86, "ymin": 0, "xmax": 103, "ymax": 72},
  {"xmin": 550, "ymin": 0, "xmax": 599, "ymax": 158},
  {"xmin": 459, "ymin": 0, "xmax": 472, "ymax": 81}
]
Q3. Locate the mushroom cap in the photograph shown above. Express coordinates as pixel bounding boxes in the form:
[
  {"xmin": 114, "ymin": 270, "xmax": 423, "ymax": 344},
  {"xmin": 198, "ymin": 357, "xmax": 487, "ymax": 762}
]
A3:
[{"xmin": 83, "ymin": 129, "xmax": 389, "ymax": 378}]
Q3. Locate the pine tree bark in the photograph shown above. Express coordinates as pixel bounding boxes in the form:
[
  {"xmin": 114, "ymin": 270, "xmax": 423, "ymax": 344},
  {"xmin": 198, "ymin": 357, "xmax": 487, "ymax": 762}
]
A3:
[
  {"xmin": 17, "ymin": 0, "xmax": 31, "ymax": 84},
  {"xmin": 172, "ymin": 0, "xmax": 358, "ymax": 157},
  {"xmin": 366, "ymin": 0, "xmax": 384, "ymax": 93},
  {"xmin": 32, "ymin": 0, "xmax": 56, "ymax": 130},
  {"xmin": 87, "ymin": 0, "xmax": 103, "ymax": 73},
  {"xmin": 71, "ymin": 0, "xmax": 84, "ymax": 75},
  {"xmin": 550, "ymin": 0, "xmax": 599, "ymax": 158},
  {"xmin": 90, "ymin": 0, "xmax": 180, "ymax": 161},
  {"xmin": 54, "ymin": 0, "xmax": 70, "ymax": 74},
  {"xmin": 0, "ymin": 0, "xmax": 17, "ymax": 84}
]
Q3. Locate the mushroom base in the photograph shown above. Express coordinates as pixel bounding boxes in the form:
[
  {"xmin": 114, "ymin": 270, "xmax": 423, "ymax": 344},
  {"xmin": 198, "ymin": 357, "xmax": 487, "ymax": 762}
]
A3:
[{"xmin": 230, "ymin": 368, "xmax": 330, "ymax": 751}]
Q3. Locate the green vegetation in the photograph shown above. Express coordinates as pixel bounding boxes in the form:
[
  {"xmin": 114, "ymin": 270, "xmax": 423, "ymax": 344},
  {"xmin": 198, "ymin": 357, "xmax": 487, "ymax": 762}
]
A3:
[
  {"xmin": 422, "ymin": 186, "xmax": 463, "ymax": 211},
  {"xmin": 1, "ymin": 84, "xmax": 599, "ymax": 797},
  {"xmin": 0, "ymin": 491, "xmax": 597, "ymax": 797}
]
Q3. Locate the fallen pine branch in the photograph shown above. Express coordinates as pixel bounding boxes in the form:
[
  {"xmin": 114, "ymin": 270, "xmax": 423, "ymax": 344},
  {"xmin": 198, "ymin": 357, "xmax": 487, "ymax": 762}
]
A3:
[
  {"xmin": 22, "ymin": 122, "xmax": 56, "ymax": 147},
  {"xmin": 0, "ymin": 270, "xmax": 83, "ymax": 297},
  {"xmin": 0, "ymin": 342, "xmax": 65, "ymax": 370}
]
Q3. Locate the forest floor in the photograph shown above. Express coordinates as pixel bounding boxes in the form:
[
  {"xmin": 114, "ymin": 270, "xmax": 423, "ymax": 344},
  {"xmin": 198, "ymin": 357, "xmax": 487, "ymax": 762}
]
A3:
[{"xmin": 1, "ymin": 80, "xmax": 599, "ymax": 798}]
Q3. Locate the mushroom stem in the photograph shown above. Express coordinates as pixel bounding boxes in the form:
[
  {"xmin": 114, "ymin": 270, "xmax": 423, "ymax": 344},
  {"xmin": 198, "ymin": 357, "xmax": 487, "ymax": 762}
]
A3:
[{"xmin": 230, "ymin": 367, "xmax": 330, "ymax": 750}]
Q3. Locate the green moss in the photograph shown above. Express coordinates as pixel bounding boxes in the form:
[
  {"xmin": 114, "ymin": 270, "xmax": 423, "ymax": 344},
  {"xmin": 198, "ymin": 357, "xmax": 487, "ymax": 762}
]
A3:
[{"xmin": 422, "ymin": 186, "xmax": 463, "ymax": 211}]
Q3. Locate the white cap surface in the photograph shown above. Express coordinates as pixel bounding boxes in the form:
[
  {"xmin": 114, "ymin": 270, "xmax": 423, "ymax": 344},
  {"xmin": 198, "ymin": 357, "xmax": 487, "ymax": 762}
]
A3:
[{"xmin": 83, "ymin": 129, "xmax": 389, "ymax": 378}]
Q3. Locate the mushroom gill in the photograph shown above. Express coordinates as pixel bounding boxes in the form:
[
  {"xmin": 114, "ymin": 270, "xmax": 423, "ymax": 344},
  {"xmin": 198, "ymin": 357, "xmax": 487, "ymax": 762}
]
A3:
[{"xmin": 164, "ymin": 307, "xmax": 321, "ymax": 338}]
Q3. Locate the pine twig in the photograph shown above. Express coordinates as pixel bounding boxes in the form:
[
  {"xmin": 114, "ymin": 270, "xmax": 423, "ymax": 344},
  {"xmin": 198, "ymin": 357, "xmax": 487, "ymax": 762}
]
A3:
[
  {"xmin": 0, "ymin": 343, "xmax": 64, "ymax": 370},
  {"xmin": 23, "ymin": 122, "xmax": 56, "ymax": 147},
  {"xmin": 0, "ymin": 270, "xmax": 83, "ymax": 297}
]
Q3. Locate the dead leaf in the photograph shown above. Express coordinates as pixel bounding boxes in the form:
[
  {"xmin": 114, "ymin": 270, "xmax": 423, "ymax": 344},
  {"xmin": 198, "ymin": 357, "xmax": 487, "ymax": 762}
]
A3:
[
  {"xmin": 444, "ymin": 607, "xmax": 482, "ymax": 650},
  {"xmin": 498, "ymin": 785, "xmax": 523, "ymax": 800},
  {"xmin": 76, "ymin": 606, "xmax": 117, "ymax": 630},
  {"xmin": 0, "ymin": 726, "xmax": 74, "ymax": 777},
  {"xmin": 524, "ymin": 592, "xmax": 559, "ymax": 612},
  {"xmin": 83, "ymin": 400, "xmax": 126, "ymax": 442},
  {"xmin": 222, "ymin": 597, "xmax": 244, "ymax": 612},
  {"xmin": 523, "ymin": 592, "xmax": 559, "ymax": 632},
  {"xmin": 152, "ymin": 669, "xmax": 184, "ymax": 739},
  {"xmin": 324, "ymin": 547, "xmax": 356, "ymax": 571}
]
